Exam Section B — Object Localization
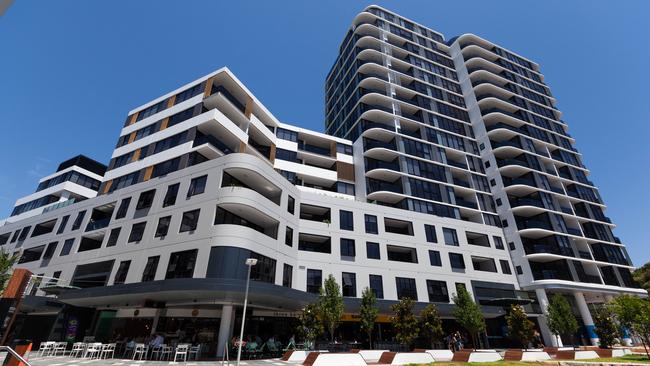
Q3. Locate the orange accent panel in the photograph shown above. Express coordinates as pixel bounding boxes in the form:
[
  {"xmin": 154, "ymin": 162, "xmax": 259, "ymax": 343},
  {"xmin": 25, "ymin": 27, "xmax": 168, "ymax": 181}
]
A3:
[
  {"xmin": 143, "ymin": 166, "xmax": 153, "ymax": 182},
  {"xmin": 269, "ymin": 144, "xmax": 276, "ymax": 163},
  {"xmin": 238, "ymin": 142, "xmax": 246, "ymax": 153},
  {"xmin": 128, "ymin": 112, "xmax": 139, "ymax": 126},
  {"xmin": 336, "ymin": 162, "xmax": 355, "ymax": 182},
  {"xmin": 204, "ymin": 77, "xmax": 215, "ymax": 98},
  {"xmin": 128, "ymin": 132, "xmax": 136, "ymax": 144},
  {"xmin": 132, "ymin": 149, "xmax": 141, "ymax": 162},
  {"xmin": 167, "ymin": 95, "xmax": 176, "ymax": 108},
  {"xmin": 244, "ymin": 96, "xmax": 254, "ymax": 119},
  {"xmin": 2, "ymin": 269, "xmax": 32, "ymax": 299},
  {"xmin": 160, "ymin": 117, "xmax": 169, "ymax": 130},
  {"xmin": 101, "ymin": 180, "xmax": 113, "ymax": 195},
  {"xmin": 330, "ymin": 141, "xmax": 337, "ymax": 157}
]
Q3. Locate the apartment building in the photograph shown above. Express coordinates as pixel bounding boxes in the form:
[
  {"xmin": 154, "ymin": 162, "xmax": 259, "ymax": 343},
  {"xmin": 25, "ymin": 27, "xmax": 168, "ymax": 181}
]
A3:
[{"xmin": 0, "ymin": 5, "xmax": 643, "ymax": 354}]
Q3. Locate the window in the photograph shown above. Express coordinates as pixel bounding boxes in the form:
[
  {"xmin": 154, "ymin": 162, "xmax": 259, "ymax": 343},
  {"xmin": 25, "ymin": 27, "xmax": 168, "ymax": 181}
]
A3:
[
  {"xmin": 115, "ymin": 197, "xmax": 131, "ymax": 219},
  {"xmin": 516, "ymin": 265, "xmax": 523, "ymax": 275},
  {"xmin": 387, "ymin": 245, "xmax": 418, "ymax": 263},
  {"xmin": 369, "ymin": 275, "xmax": 384, "ymax": 299},
  {"xmin": 424, "ymin": 224, "xmax": 437, "ymax": 243},
  {"xmin": 340, "ymin": 238, "xmax": 355, "ymax": 257},
  {"xmin": 493, "ymin": 236, "xmax": 505, "ymax": 249},
  {"xmin": 162, "ymin": 183, "xmax": 180, "ymax": 207},
  {"xmin": 366, "ymin": 242, "xmax": 380, "ymax": 259},
  {"xmin": 155, "ymin": 216, "xmax": 171, "ymax": 238},
  {"xmin": 287, "ymin": 195, "xmax": 295, "ymax": 215},
  {"xmin": 443, "ymin": 227, "xmax": 459, "ymax": 246},
  {"xmin": 396, "ymin": 277, "xmax": 418, "ymax": 300},
  {"xmin": 508, "ymin": 242, "xmax": 516, "ymax": 250},
  {"xmin": 495, "ymin": 198, "xmax": 502, "ymax": 206},
  {"xmin": 71, "ymin": 211, "xmax": 86, "ymax": 230},
  {"xmin": 106, "ymin": 227, "xmax": 121, "ymax": 247},
  {"xmin": 342, "ymin": 272, "xmax": 357, "ymax": 297},
  {"xmin": 306, "ymin": 269, "xmax": 322, "ymax": 294},
  {"xmin": 285, "ymin": 227, "xmax": 294, "ymax": 247},
  {"xmin": 136, "ymin": 189, "xmax": 156, "ymax": 210},
  {"xmin": 500, "ymin": 259, "xmax": 512, "ymax": 274},
  {"xmin": 282, "ymin": 264, "xmax": 293, "ymax": 287},
  {"xmin": 339, "ymin": 210, "xmax": 353, "ymax": 231},
  {"xmin": 426, "ymin": 280, "xmax": 449, "ymax": 302},
  {"xmin": 128, "ymin": 222, "xmax": 146, "ymax": 243},
  {"xmin": 42, "ymin": 241, "xmax": 58, "ymax": 260},
  {"xmin": 429, "ymin": 250, "xmax": 442, "ymax": 266},
  {"xmin": 165, "ymin": 249, "xmax": 198, "ymax": 279},
  {"xmin": 151, "ymin": 157, "xmax": 181, "ymax": 178},
  {"xmin": 276, "ymin": 127, "xmax": 298, "ymax": 142},
  {"xmin": 180, "ymin": 209, "xmax": 200, "ymax": 232},
  {"xmin": 384, "ymin": 218, "xmax": 414, "ymax": 235},
  {"xmin": 142, "ymin": 256, "xmax": 160, "ymax": 282},
  {"xmin": 187, "ymin": 175, "xmax": 207, "ymax": 198},
  {"xmin": 174, "ymin": 83, "xmax": 203, "ymax": 104},
  {"xmin": 466, "ymin": 232, "xmax": 490, "ymax": 247},
  {"xmin": 10, "ymin": 230, "xmax": 19, "ymax": 243},
  {"xmin": 114, "ymin": 260, "xmax": 131, "ymax": 285},
  {"xmin": 56, "ymin": 215, "xmax": 69, "ymax": 234},
  {"xmin": 455, "ymin": 282, "xmax": 467, "ymax": 293},
  {"xmin": 78, "ymin": 237, "xmax": 102, "ymax": 252},
  {"xmin": 472, "ymin": 256, "xmax": 497, "ymax": 272},
  {"xmin": 337, "ymin": 143, "xmax": 353, "ymax": 155},
  {"xmin": 60, "ymin": 238, "xmax": 74, "ymax": 256},
  {"xmin": 449, "ymin": 253, "xmax": 466, "ymax": 269},
  {"xmin": 364, "ymin": 214, "xmax": 378, "ymax": 234}
]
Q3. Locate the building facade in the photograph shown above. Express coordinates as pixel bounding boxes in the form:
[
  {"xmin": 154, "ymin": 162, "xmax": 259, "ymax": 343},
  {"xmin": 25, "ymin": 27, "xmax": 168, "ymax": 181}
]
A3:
[{"xmin": 0, "ymin": 5, "xmax": 643, "ymax": 354}]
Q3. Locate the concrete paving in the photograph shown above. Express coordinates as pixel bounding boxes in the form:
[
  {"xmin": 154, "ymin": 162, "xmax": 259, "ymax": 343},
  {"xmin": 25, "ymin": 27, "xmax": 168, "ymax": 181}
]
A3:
[{"xmin": 25, "ymin": 355, "xmax": 296, "ymax": 366}]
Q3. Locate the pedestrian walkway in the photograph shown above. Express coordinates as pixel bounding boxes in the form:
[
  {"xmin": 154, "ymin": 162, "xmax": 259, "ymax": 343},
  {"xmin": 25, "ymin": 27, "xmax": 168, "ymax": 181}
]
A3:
[{"xmin": 25, "ymin": 355, "xmax": 296, "ymax": 366}]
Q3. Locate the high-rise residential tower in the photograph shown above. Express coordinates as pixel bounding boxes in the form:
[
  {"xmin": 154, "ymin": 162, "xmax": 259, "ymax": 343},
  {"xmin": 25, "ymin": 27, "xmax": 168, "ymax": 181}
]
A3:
[{"xmin": 0, "ymin": 5, "xmax": 642, "ymax": 352}]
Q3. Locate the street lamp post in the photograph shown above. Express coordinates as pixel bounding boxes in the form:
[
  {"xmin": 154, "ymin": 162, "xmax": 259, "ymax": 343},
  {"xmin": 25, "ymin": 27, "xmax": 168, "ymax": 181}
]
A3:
[{"xmin": 236, "ymin": 258, "xmax": 257, "ymax": 366}]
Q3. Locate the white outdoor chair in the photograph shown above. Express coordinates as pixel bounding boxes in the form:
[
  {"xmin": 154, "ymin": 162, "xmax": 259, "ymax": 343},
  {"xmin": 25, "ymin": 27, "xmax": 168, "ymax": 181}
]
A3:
[
  {"xmin": 174, "ymin": 344, "xmax": 189, "ymax": 362},
  {"xmin": 189, "ymin": 344, "xmax": 201, "ymax": 360},
  {"xmin": 52, "ymin": 342, "xmax": 68, "ymax": 356},
  {"xmin": 150, "ymin": 344, "xmax": 164, "ymax": 360},
  {"xmin": 38, "ymin": 341, "xmax": 55, "ymax": 357},
  {"xmin": 70, "ymin": 342, "xmax": 86, "ymax": 357},
  {"xmin": 132, "ymin": 343, "xmax": 148, "ymax": 360},
  {"xmin": 160, "ymin": 344, "xmax": 173, "ymax": 360},
  {"xmin": 100, "ymin": 343, "xmax": 115, "ymax": 359},
  {"xmin": 84, "ymin": 343, "xmax": 102, "ymax": 359}
]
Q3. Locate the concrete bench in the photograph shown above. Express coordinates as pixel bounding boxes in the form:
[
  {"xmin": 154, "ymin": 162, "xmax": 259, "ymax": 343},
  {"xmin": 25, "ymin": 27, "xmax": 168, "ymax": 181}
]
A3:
[
  {"xmin": 377, "ymin": 351, "xmax": 435, "ymax": 365},
  {"xmin": 423, "ymin": 349, "xmax": 454, "ymax": 361},
  {"xmin": 504, "ymin": 349, "xmax": 551, "ymax": 361},
  {"xmin": 357, "ymin": 350, "xmax": 388, "ymax": 363},
  {"xmin": 281, "ymin": 350, "xmax": 328, "ymax": 363},
  {"xmin": 303, "ymin": 352, "xmax": 367, "ymax": 366}
]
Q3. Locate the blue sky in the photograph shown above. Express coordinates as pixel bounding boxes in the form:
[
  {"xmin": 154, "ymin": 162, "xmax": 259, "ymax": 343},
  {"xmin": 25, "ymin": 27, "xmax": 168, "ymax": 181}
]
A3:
[{"xmin": 1, "ymin": 1, "xmax": 648, "ymax": 263}]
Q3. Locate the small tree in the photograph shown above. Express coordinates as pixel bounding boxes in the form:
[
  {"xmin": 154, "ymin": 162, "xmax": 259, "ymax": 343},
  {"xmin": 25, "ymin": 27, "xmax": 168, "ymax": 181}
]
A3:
[
  {"xmin": 505, "ymin": 304, "xmax": 536, "ymax": 349},
  {"xmin": 593, "ymin": 304, "xmax": 619, "ymax": 349},
  {"xmin": 547, "ymin": 294, "xmax": 579, "ymax": 347},
  {"xmin": 391, "ymin": 297, "xmax": 419, "ymax": 349},
  {"xmin": 612, "ymin": 295, "xmax": 650, "ymax": 358},
  {"xmin": 419, "ymin": 304, "xmax": 444, "ymax": 349},
  {"xmin": 452, "ymin": 286, "xmax": 485, "ymax": 349},
  {"xmin": 359, "ymin": 287, "xmax": 378, "ymax": 349},
  {"xmin": 633, "ymin": 263, "xmax": 650, "ymax": 293},
  {"xmin": 0, "ymin": 250, "xmax": 18, "ymax": 294},
  {"xmin": 297, "ymin": 303, "xmax": 323, "ymax": 349},
  {"xmin": 317, "ymin": 274, "xmax": 344, "ymax": 342}
]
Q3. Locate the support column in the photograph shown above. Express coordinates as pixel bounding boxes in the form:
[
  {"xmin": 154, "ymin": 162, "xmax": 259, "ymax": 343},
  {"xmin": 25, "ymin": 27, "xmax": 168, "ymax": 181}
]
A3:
[
  {"xmin": 535, "ymin": 289, "xmax": 562, "ymax": 347},
  {"xmin": 574, "ymin": 292, "xmax": 598, "ymax": 346},
  {"xmin": 216, "ymin": 305, "xmax": 234, "ymax": 358}
]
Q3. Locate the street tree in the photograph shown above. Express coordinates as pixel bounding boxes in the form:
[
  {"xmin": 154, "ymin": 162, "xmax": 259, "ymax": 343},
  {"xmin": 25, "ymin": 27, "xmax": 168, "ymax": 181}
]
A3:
[
  {"xmin": 0, "ymin": 250, "xmax": 17, "ymax": 294},
  {"xmin": 359, "ymin": 287, "xmax": 378, "ymax": 349},
  {"xmin": 593, "ymin": 304, "xmax": 620, "ymax": 349},
  {"xmin": 505, "ymin": 304, "xmax": 536, "ymax": 349},
  {"xmin": 612, "ymin": 295, "xmax": 650, "ymax": 358},
  {"xmin": 452, "ymin": 286, "xmax": 486, "ymax": 349},
  {"xmin": 297, "ymin": 303, "xmax": 323, "ymax": 349},
  {"xmin": 391, "ymin": 297, "xmax": 419, "ymax": 349},
  {"xmin": 419, "ymin": 304, "xmax": 444, "ymax": 349},
  {"xmin": 317, "ymin": 274, "xmax": 344, "ymax": 342},
  {"xmin": 547, "ymin": 294, "xmax": 579, "ymax": 347}
]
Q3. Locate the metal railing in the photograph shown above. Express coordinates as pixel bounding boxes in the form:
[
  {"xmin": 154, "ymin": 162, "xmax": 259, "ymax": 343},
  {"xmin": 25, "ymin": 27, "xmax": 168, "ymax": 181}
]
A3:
[{"xmin": 0, "ymin": 346, "xmax": 31, "ymax": 366}]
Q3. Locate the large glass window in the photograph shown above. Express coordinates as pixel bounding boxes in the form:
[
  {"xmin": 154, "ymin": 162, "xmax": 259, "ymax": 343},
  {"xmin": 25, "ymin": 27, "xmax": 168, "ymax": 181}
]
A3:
[
  {"xmin": 366, "ymin": 242, "xmax": 380, "ymax": 259},
  {"xmin": 283, "ymin": 264, "xmax": 293, "ymax": 288},
  {"xmin": 206, "ymin": 246, "xmax": 276, "ymax": 283},
  {"xmin": 424, "ymin": 224, "xmax": 437, "ymax": 243},
  {"xmin": 339, "ymin": 210, "xmax": 354, "ymax": 231},
  {"xmin": 165, "ymin": 249, "xmax": 198, "ymax": 279},
  {"xmin": 449, "ymin": 252, "xmax": 466, "ymax": 269},
  {"xmin": 287, "ymin": 195, "xmax": 295, "ymax": 215},
  {"xmin": 155, "ymin": 216, "xmax": 171, "ymax": 238},
  {"xmin": 369, "ymin": 274, "xmax": 384, "ymax": 299},
  {"xmin": 340, "ymin": 238, "xmax": 356, "ymax": 257},
  {"xmin": 443, "ymin": 227, "xmax": 459, "ymax": 246},
  {"xmin": 115, "ymin": 197, "xmax": 131, "ymax": 219},
  {"xmin": 306, "ymin": 269, "xmax": 322, "ymax": 294},
  {"xmin": 285, "ymin": 227, "xmax": 294, "ymax": 247},
  {"xmin": 128, "ymin": 222, "xmax": 146, "ymax": 243},
  {"xmin": 106, "ymin": 227, "xmax": 121, "ymax": 247},
  {"xmin": 342, "ymin": 272, "xmax": 357, "ymax": 297},
  {"xmin": 180, "ymin": 209, "xmax": 200, "ymax": 232},
  {"xmin": 500, "ymin": 259, "xmax": 512, "ymax": 274},
  {"xmin": 56, "ymin": 215, "xmax": 69, "ymax": 234},
  {"xmin": 493, "ymin": 236, "xmax": 505, "ymax": 249},
  {"xmin": 114, "ymin": 260, "xmax": 131, "ymax": 285},
  {"xmin": 429, "ymin": 250, "xmax": 442, "ymax": 266},
  {"xmin": 60, "ymin": 238, "xmax": 74, "ymax": 256},
  {"xmin": 71, "ymin": 211, "xmax": 86, "ymax": 230},
  {"xmin": 426, "ymin": 280, "xmax": 449, "ymax": 302},
  {"xmin": 142, "ymin": 256, "xmax": 160, "ymax": 282},
  {"xmin": 187, "ymin": 175, "xmax": 207, "ymax": 198},
  {"xmin": 396, "ymin": 277, "xmax": 418, "ymax": 300},
  {"xmin": 163, "ymin": 183, "xmax": 180, "ymax": 207},
  {"xmin": 364, "ymin": 214, "xmax": 378, "ymax": 234},
  {"xmin": 136, "ymin": 190, "xmax": 156, "ymax": 210}
]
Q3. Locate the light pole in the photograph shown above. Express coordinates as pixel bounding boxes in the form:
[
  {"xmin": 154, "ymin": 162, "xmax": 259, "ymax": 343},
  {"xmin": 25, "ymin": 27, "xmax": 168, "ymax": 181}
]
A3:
[{"xmin": 236, "ymin": 258, "xmax": 257, "ymax": 366}]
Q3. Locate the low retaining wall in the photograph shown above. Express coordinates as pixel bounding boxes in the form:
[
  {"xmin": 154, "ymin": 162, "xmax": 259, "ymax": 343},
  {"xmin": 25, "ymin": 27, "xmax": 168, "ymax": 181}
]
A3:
[
  {"xmin": 303, "ymin": 353, "xmax": 367, "ymax": 366},
  {"xmin": 357, "ymin": 350, "xmax": 388, "ymax": 362},
  {"xmin": 377, "ymin": 351, "xmax": 435, "ymax": 365}
]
